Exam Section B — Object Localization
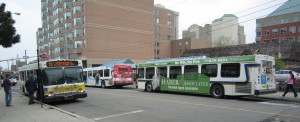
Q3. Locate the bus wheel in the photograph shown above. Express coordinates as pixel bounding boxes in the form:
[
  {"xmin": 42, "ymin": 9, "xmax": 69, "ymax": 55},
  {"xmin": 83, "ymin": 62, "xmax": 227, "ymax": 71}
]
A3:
[
  {"xmin": 211, "ymin": 84, "xmax": 224, "ymax": 98},
  {"xmin": 145, "ymin": 82, "xmax": 152, "ymax": 92},
  {"xmin": 101, "ymin": 81, "xmax": 106, "ymax": 88}
]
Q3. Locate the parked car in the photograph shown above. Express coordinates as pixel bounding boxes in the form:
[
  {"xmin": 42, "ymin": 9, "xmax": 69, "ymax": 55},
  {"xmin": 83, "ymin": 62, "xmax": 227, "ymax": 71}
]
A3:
[{"xmin": 275, "ymin": 70, "xmax": 300, "ymax": 91}]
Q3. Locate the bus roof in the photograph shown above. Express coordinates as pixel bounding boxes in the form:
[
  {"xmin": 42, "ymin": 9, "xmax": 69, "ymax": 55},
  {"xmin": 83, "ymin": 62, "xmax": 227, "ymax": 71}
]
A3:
[{"xmin": 138, "ymin": 55, "xmax": 260, "ymax": 67}]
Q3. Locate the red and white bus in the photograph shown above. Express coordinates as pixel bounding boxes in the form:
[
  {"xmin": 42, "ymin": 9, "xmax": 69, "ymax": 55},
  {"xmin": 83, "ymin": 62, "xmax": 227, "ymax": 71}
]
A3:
[{"xmin": 84, "ymin": 64, "xmax": 133, "ymax": 88}]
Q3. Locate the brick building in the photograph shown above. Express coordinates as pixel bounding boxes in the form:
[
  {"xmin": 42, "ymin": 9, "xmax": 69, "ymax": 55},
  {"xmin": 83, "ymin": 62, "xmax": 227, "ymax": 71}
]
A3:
[
  {"xmin": 256, "ymin": 0, "xmax": 300, "ymax": 43},
  {"xmin": 36, "ymin": 0, "xmax": 178, "ymax": 67}
]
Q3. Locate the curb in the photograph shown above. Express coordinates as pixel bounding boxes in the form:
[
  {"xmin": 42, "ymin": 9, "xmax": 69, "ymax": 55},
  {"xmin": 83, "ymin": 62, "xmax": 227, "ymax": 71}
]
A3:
[{"xmin": 13, "ymin": 92, "xmax": 95, "ymax": 122}]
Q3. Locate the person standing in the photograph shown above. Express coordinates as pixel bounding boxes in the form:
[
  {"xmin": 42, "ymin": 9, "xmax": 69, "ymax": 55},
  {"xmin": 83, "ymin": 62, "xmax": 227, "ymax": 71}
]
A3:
[
  {"xmin": 25, "ymin": 75, "xmax": 37, "ymax": 104},
  {"xmin": 2, "ymin": 74, "xmax": 12, "ymax": 106},
  {"xmin": 282, "ymin": 71, "xmax": 298, "ymax": 97},
  {"xmin": 95, "ymin": 73, "xmax": 100, "ymax": 86}
]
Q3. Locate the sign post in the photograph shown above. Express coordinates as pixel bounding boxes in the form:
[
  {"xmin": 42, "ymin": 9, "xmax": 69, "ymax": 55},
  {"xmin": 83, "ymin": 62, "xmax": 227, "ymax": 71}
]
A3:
[{"xmin": 37, "ymin": 50, "xmax": 43, "ymax": 108}]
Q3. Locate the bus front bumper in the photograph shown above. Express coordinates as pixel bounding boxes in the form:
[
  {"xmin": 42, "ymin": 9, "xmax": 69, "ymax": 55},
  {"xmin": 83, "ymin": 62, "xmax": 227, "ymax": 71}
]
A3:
[
  {"xmin": 255, "ymin": 89, "xmax": 277, "ymax": 95},
  {"xmin": 44, "ymin": 92, "xmax": 87, "ymax": 103}
]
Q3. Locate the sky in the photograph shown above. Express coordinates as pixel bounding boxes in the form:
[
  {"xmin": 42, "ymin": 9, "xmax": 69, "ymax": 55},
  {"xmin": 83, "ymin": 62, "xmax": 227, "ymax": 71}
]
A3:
[{"xmin": 0, "ymin": 0, "xmax": 288, "ymax": 70}]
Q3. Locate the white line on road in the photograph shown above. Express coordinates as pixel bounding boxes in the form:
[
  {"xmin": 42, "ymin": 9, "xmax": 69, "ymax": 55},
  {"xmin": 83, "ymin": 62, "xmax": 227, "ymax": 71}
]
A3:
[
  {"xmin": 258, "ymin": 102, "xmax": 299, "ymax": 108},
  {"xmin": 94, "ymin": 110, "xmax": 144, "ymax": 121}
]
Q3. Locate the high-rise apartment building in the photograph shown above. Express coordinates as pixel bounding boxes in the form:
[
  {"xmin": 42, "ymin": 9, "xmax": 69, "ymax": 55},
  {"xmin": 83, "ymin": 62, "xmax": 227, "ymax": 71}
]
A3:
[
  {"xmin": 256, "ymin": 0, "xmax": 300, "ymax": 43},
  {"xmin": 37, "ymin": 0, "xmax": 155, "ymax": 67},
  {"xmin": 153, "ymin": 4, "xmax": 179, "ymax": 59},
  {"xmin": 211, "ymin": 14, "xmax": 245, "ymax": 47},
  {"xmin": 182, "ymin": 24, "xmax": 212, "ymax": 42}
]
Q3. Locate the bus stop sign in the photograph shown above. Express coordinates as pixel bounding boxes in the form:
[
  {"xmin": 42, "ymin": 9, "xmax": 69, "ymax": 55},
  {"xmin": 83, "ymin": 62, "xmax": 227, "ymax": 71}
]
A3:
[{"xmin": 40, "ymin": 54, "xmax": 48, "ymax": 59}]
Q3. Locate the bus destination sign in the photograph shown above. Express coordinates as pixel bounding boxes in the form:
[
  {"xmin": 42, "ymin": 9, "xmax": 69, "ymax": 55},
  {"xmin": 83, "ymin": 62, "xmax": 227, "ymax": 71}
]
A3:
[{"xmin": 46, "ymin": 61, "xmax": 78, "ymax": 67}]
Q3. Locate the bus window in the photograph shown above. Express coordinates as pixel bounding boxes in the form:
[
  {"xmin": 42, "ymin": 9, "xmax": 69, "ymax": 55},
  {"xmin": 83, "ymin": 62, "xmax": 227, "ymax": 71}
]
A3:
[
  {"xmin": 98, "ymin": 70, "xmax": 103, "ymax": 77},
  {"xmin": 157, "ymin": 67, "xmax": 167, "ymax": 77},
  {"xmin": 93, "ymin": 70, "xmax": 97, "ymax": 77},
  {"xmin": 170, "ymin": 66, "xmax": 181, "ymax": 79},
  {"xmin": 201, "ymin": 64, "xmax": 217, "ymax": 77},
  {"xmin": 145, "ymin": 67, "xmax": 154, "ymax": 79},
  {"xmin": 138, "ymin": 68, "xmax": 144, "ymax": 78},
  {"xmin": 221, "ymin": 63, "xmax": 240, "ymax": 78},
  {"xmin": 104, "ymin": 69, "xmax": 109, "ymax": 77},
  {"xmin": 88, "ymin": 71, "xmax": 92, "ymax": 77},
  {"xmin": 184, "ymin": 65, "xmax": 198, "ymax": 73}
]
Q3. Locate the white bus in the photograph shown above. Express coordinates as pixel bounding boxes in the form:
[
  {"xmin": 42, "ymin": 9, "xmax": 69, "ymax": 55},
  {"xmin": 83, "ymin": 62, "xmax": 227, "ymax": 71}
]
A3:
[
  {"xmin": 18, "ymin": 60, "xmax": 87, "ymax": 102},
  {"xmin": 137, "ymin": 55, "xmax": 276, "ymax": 98},
  {"xmin": 84, "ymin": 64, "xmax": 133, "ymax": 88}
]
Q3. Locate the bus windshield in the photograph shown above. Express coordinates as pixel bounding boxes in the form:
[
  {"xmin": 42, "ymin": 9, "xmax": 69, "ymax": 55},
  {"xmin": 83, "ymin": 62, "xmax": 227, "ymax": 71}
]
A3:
[
  {"xmin": 43, "ymin": 68, "xmax": 64, "ymax": 85},
  {"xmin": 43, "ymin": 67, "xmax": 83, "ymax": 86},
  {"xmin": 64, "ymin": 67, "xmax": 83, "ymax": 84}
]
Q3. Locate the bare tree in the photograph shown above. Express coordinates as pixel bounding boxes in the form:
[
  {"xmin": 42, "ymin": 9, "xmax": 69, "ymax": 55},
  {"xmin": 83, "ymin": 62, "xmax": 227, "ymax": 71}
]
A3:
[{"xmin": 213, "ymin": 36, "xmax": 233, "ymax": 47}]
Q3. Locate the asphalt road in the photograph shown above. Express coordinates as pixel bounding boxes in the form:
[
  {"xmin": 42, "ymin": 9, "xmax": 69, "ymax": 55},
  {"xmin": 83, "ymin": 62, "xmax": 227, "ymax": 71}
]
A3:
[{"xmin": 12, "ymin": 86, "xmax": 300, "ymax": 122}]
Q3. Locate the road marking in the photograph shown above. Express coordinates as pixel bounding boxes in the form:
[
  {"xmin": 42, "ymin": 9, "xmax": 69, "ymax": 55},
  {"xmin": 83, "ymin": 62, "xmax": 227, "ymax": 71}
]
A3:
[
  {"xmin": 259, "ymin": 102, "xmax": 299, "ymax": 108},
  {"xmin": 92, "ymin": 91, "xmax": 300, "ymax": 119},
  {"xmin": 94, "ymin": 110, "xmax": 144, "ymax": 121}
]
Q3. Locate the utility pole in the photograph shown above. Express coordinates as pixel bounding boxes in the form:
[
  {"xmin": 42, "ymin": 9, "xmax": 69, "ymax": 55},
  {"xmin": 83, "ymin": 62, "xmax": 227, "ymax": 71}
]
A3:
[{"xmin": 25, "ymin": 50, "xmax": 27, "ymax": 64}]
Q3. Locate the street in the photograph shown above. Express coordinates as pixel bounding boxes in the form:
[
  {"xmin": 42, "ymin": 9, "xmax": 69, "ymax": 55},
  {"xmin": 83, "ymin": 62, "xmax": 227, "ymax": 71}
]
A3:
[{"xmin": 13, "ymin": 86, "xmax": 300, "ymax": 122}]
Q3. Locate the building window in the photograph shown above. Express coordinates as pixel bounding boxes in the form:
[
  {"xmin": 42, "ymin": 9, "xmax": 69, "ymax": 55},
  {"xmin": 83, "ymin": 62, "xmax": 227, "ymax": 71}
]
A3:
[
  {"xmin": 154, "ymin": 25, "xmax": 160, "ymax": 32},
  {"xmin": 154, "ymin": 33, "xmax": 160, "ymax": 39},
  {"xmin": 167, "ymin": 21, "xmax": 171, "ymax": 26},
  {"xmin": 168, "ymin": 27, "xmax": 172, "ymax": 34},
  {"xmin": 256, "ymin": 32, "xmax": 261, "ymax": 37},
  {"xmin": 289, "ymin": 26, "xmax": 296, "ymax": 34},
  {"xmin": 280, "ymin": 27, "xmax": 287, "ymax": 34},
  {"xmin": 168, "ymin": 35, "xmax": 171, "ymax": 40},
  {"xmin": 279, "ymin": 37, "xmax": 286, "ymax": 43},
  {"xmin": 263, "ymin": 40, "xmax": 269, "ymax": 42},
  {"xmin": 289, "ymin": 37, "xmax": 295, "ymax": 42},
  {"xmin": 155, "ymin": 9, "xmax": 160, "ymax": 16},
  {"xmin": 272, "ymin": 29, "xmax": 278, "ymax": 35},
  {"xmin": 155, "ymin": 18, "xmax": 160, "ymax": 23},
  {"xmin": 271, "ymin": 38, "xmax": 278, "ymax": 42},
  {"xmin": 154, "ymin": 42, "xmax": 160, "ymax": 47},
  {"xmin": 167, "ymin": 13, "xmax": 171, "ymax": 20},
  {"xmin": 263, "ymin": 30, "xmax": 269, "ymax": 37}
]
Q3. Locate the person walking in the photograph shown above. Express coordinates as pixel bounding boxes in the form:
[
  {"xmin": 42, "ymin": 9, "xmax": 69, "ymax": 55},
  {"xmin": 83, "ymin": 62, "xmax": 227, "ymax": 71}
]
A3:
[
  {"xmin": 2, "ymin": 74, "xmax": 13, "ymax": 106},
  {"xmin": 282, "ymin": 71, "xmax": 298, "ymax": 98},
  {"xmin": 25, "ymin": 75, "xmax": 37, "ymax": 104}
]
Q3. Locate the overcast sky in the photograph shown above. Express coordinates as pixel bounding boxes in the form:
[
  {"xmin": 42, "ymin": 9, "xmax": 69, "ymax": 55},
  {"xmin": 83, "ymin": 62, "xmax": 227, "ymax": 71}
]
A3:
[{"xmin": 0, "ymin": 0, "xmax": 288, "ymax": 70}]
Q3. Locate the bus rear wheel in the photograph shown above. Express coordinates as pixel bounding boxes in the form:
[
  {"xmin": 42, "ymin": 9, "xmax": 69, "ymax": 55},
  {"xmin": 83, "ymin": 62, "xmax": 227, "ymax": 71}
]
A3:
[
  {"xmin": 145, "ymin": 82, "xmax": 152, "ymax": 92},
  {"xmin": 211, "ymin": 84, "xmax": 224, "ymax": 98}
]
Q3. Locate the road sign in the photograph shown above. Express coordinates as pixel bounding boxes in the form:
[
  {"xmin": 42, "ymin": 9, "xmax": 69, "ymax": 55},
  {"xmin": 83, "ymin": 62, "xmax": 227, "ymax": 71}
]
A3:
[{"xmin": 40, "ymin": 54, "xmax": 48, "ymax": 59}]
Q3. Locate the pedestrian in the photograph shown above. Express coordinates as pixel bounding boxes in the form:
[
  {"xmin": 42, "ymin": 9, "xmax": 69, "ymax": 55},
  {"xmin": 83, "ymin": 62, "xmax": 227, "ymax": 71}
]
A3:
[
  {"xmin": 2, "ymin": 74, "xmax": 13, "ymax": 106},
  {"xmin": 25, "ymin": 75, "xmax": 37, "ymax": 104},
  {"xmin": 282, "ymin": 71, "xmax": 298, "ymax": 98},
  {"xmin": 95, "ymin": 73, "xmax": 100, "ymax": 86}
]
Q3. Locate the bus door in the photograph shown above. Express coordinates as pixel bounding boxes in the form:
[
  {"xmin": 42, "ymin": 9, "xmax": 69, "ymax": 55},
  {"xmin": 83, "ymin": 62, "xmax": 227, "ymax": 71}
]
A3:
[
  {"xmin": 261, "ymin": 60, "xmax": 276, "ymax": 90},
  {"xmin": 246, "ymin": 64, "xmax": 260, "ymax": 95}
]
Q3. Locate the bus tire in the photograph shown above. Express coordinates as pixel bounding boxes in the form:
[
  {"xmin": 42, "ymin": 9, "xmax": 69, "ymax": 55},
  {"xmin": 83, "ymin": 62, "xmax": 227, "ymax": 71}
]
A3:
[
  {"xmin": 145, "ymin": 82, "xmax": 152, "ymax": 92},
  {"xmin": 101, "ymin": 81, "xmax": 106, "ymax": 88},
  {"xmin": 211, "ymin": 84, "xmax": 224, "ymax": 98}
]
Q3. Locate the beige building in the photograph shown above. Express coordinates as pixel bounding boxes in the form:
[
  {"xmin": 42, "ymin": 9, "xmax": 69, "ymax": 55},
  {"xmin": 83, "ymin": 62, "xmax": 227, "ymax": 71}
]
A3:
[
  {"xmin": 211, "ymin": 14, "xmax": 245, "ymax": 47},
  {"xmin": 182, "ymin": 24, "xmax": 212, "ymax": 43},
  {"xmin": 170, "ymin": 38, "xmax": 211, "ymax": 57},
  {"xmin": 37, "ymin": 0, "xmax": 158, "ymax": 67},
  {"xmin": 153, "ymin": 4, "xmax": 179, "ymax": 59}
]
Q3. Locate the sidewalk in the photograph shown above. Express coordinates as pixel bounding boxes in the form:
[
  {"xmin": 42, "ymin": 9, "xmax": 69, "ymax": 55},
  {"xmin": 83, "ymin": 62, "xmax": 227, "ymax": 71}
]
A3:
[
  {"xmin": 0, "ymin": 90, "xmax": 95, "ymax": 122},
  {"xmin": 252, "ymin": 91, "xmax": 300, "ymax": 103}
]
